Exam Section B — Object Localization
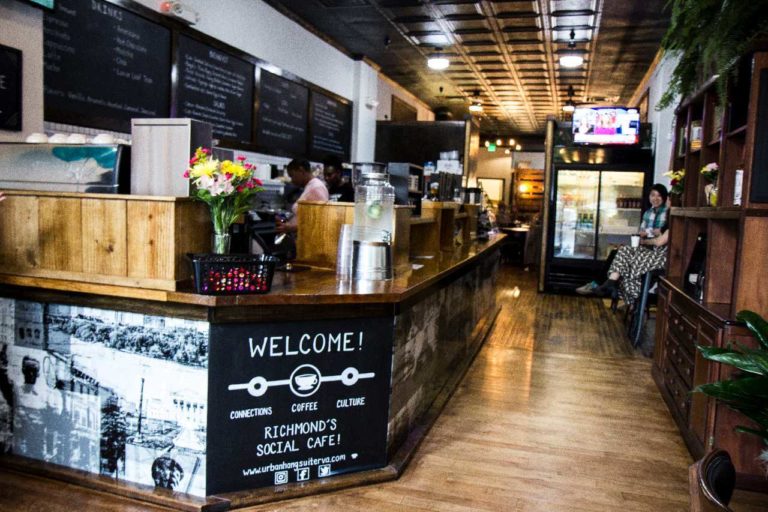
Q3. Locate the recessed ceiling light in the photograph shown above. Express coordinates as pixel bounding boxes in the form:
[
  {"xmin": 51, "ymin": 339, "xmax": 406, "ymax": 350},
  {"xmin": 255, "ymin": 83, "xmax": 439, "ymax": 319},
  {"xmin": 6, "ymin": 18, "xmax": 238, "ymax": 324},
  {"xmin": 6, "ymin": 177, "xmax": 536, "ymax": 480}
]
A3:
[{"xmin": 427, "ymin": 56, "xmax": 450, "ymax": 70}]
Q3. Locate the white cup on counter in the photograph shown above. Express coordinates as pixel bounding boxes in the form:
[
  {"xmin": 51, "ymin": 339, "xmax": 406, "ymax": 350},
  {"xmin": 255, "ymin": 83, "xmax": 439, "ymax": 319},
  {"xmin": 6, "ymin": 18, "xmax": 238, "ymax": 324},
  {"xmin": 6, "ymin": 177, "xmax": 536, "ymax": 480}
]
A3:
[{"xmin": 630, "ymin": 235, "xmax": 640, "ymax": 248}]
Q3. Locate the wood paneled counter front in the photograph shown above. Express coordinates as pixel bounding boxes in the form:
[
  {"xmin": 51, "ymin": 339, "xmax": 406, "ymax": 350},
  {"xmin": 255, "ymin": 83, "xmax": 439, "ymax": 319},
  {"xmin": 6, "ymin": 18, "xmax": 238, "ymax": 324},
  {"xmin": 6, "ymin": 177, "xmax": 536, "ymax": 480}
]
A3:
[{"xmin": 0, "ymin": 192, "xmax": 501, "ymax": 511}]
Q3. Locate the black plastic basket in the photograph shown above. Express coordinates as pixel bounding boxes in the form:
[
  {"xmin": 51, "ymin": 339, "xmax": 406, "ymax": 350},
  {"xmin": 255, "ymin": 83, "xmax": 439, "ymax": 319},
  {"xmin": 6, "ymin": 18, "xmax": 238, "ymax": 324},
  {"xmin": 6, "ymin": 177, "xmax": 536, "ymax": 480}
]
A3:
[{"xmin": 189, "ymin": 254, "xmax": 279, "ymax": 295}]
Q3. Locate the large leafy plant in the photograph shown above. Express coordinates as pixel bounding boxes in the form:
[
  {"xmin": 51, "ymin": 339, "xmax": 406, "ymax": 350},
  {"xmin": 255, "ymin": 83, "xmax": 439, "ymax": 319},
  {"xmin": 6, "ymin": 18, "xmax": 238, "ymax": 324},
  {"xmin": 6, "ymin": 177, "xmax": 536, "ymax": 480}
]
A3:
[
  {"xmin": 695, "ymin": 310, "xmax": 768, "ymax": 467},
  {"xmin": 657, "ymin": 0, "xmax": 768, "ymax": 110}
]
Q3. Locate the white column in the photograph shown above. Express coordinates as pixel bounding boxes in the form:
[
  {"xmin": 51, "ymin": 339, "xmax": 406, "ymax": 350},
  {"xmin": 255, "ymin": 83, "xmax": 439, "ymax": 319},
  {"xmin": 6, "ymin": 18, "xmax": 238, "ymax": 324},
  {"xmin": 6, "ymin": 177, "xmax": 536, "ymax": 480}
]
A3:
[{"xmin": 350, "ymin": 60, "xmax": 378, "ymax": 162}]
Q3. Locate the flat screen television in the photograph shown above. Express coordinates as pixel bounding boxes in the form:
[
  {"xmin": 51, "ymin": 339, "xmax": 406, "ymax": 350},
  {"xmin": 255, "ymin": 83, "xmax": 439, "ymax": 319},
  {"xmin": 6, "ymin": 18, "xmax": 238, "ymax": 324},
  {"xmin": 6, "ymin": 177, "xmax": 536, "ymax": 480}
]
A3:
[{"xmin": 572, "ymin": 107, "xmax": 640, "ymax": 145}]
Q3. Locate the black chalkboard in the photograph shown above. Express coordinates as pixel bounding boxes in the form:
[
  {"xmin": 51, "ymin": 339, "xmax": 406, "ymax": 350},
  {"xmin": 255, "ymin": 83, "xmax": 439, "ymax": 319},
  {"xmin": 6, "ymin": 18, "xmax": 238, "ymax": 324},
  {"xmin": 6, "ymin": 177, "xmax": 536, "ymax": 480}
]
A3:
[
  {"xmin": 43, "ymin": 0, "xmax": 171, "ymax": 132},
  {"xmin": 309, "ymin": 90, "xmax": 351, "ymax": 160},
  {"xmin": 0, "ymin": 44, "xmax": 22, "ymax": 131},
  {"xmin": 256, "ymin": 70, "xmax": 308, "ymax": 156},
  {"xmin": 176, "ymin": 35, "xmax": 254, "ymax": 143},
  {"xmin": 206, "ymin": 317, "xmax": 392, "ymax": 494}
]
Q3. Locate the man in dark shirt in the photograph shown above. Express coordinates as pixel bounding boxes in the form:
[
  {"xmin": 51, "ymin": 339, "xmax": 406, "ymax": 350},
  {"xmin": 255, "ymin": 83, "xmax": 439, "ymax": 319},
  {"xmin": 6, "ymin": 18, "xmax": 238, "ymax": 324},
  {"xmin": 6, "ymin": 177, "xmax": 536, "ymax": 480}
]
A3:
[{"xmin": 323, "ymin": 155, "xmax": 354, "ymax": 202}]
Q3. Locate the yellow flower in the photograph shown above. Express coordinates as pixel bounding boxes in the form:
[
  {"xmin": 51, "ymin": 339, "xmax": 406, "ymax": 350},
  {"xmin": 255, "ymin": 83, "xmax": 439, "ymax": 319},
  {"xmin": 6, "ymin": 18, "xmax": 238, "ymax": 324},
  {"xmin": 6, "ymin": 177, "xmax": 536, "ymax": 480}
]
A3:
[{"xmin": 190, "ymin": 159, "xmax": 218, "ymax": 178}]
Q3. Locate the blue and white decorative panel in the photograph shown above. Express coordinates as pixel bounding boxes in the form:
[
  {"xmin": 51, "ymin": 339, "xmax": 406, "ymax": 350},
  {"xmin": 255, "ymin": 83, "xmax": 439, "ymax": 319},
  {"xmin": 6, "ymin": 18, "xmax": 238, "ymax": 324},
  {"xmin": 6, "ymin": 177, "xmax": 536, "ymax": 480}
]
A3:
[{"xmin": 0, "ymin": 299, "xmax": 209, "ymax": 496}]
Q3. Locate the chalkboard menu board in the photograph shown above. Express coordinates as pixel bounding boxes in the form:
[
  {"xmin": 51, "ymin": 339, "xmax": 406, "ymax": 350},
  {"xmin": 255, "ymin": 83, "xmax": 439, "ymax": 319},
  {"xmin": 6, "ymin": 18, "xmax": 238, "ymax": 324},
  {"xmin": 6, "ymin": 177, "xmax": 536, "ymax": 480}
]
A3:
[
  {"xmin": 0, "ymin": 45, "xmax": 22, "ymax": 131},
  {"xmin": 176, "ymin": 35, "xmax": 254, "ymax": 143},
  {"xmin": 207, "ymin": 317, "xmax": 392, "ymax": 494},
  {"xmin": 256, "ymin": 70, "xmax": 309, "ymax": 156},
  {"xmin": 43, "ymin": 0, "xmax": 171, "ymax": 132},
  {"xmin": 309, "ymin": 91, "xmax": 351, "ymax": 160}
]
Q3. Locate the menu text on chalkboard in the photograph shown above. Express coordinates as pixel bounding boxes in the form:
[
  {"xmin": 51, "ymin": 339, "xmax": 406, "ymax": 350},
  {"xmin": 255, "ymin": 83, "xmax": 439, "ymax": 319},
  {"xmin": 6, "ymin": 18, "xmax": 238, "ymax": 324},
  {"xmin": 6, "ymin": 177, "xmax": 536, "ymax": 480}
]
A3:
[
  {"xmin": 176, "ymin": 35, "xmax": 254, "ymax": 143},
  {"xmin": 0, "ymin": 45, "xmax": 22, "ymax": 131},
  {"xmin": 309, "ymin": 91, "xmax": 351, "ymax": 160},
  {"xmin": 43, "ymin": 0, "xmax": 171, "ymax": 132},
  {"xmin": 207, "ymin": 317, "xmax": 392, "ymax": 494},
  {"xmin": 256, "ymin": 70, "xmax": 309, "ymax": 156}
]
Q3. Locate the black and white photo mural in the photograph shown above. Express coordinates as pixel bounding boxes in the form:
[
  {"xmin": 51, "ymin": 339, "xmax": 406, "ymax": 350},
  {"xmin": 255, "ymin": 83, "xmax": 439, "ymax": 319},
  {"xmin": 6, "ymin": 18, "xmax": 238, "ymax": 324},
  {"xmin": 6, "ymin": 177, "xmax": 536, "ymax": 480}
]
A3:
[{"xmin": 0, "ymin": 298, "xmax": 209, "ymax": 497}]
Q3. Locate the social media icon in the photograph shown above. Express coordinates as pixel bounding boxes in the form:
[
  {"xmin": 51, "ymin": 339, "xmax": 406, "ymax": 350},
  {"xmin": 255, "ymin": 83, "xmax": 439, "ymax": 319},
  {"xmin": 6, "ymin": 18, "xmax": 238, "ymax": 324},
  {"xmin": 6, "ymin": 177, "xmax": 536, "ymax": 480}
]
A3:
[
  {"xmin": 274, "ymin": 470, "xmax": 289, "ymax": 485},
  {"xmin": 318, "ymin": 464, "xmax": 331, "ymax": 477},
  {"xmin": 296, "ymin": 467, "xmax": 310, "ymax": 481}
]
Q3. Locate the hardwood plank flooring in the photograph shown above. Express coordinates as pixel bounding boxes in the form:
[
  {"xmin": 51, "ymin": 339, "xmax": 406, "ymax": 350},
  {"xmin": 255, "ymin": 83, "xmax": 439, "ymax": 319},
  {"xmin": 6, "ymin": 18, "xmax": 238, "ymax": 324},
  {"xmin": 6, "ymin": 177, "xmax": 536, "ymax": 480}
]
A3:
[{"xmin": 1, "ymin": 266, "xmax": 767, "ymax": 511}]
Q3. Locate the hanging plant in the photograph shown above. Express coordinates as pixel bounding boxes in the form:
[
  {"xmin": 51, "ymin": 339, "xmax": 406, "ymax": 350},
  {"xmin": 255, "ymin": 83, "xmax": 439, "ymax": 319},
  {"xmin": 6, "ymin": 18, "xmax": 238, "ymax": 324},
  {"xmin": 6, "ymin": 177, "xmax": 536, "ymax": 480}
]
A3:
[{"xmin": 657, "ymin": 0, "xmax": 768, "ymax": 110}]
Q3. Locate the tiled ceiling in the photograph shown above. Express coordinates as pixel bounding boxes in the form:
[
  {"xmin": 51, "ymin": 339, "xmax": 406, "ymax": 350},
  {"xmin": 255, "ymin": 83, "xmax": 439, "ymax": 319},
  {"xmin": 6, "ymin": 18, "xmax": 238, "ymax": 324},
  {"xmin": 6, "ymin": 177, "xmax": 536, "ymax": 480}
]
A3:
[{"xmin": 265, "ymin": 0, "xmax": 669, "ymax": 135}]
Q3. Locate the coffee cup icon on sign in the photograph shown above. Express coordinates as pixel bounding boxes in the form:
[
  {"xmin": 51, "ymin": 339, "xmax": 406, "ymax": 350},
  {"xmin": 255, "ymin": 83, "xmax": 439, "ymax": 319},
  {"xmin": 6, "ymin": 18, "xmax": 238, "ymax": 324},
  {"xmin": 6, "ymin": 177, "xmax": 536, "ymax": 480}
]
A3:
[
  {"xmin": 295, "ymin": 373, "xmax": 318, "ymax": 391},
  {"xmin": 290, "ymin": 364, "xmax": 322, "ymax": 397}
]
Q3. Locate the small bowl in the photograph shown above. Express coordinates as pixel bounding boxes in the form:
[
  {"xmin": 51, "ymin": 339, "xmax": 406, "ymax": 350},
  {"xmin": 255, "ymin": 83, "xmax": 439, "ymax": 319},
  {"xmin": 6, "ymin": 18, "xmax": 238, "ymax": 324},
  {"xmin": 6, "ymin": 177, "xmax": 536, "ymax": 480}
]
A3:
[
  {"xmin": 48, "ymin": 133, "xmax": 69, "ymax": 144},
  {"xmin": 92, "ymin": 133, "xmax": 115, "ymax": 144},
  {"xmin": 25, "ymin": 133, "xmax": 49, "ymax": 143},
  {"xmin": 67, "ymin": 133, "xmax": 87, "ymax": 144}
]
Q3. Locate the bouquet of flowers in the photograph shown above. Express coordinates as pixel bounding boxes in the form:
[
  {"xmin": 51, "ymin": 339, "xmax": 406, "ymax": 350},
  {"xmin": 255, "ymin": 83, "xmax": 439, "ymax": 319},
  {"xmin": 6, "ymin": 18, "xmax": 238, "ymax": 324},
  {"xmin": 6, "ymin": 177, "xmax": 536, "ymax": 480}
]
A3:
[
  {"xmin": 664, "ymin": 169, "xmax": 685, "ymax": 196},
  {"xmin": 184, "ymin": 147, "xmax": 263, "ymax": 253},
  {"xmin": 700, "ymin": 162, "xmax": 719, "ymax": 183}
]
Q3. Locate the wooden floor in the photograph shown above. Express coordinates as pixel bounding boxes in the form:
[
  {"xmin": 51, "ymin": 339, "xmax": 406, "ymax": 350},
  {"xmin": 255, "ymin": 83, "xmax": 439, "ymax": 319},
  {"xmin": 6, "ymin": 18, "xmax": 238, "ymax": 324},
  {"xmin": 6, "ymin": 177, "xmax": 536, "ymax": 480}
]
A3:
[{"xmin": 1, "ymin": 266, "xmax": 767, "ymax": 511}]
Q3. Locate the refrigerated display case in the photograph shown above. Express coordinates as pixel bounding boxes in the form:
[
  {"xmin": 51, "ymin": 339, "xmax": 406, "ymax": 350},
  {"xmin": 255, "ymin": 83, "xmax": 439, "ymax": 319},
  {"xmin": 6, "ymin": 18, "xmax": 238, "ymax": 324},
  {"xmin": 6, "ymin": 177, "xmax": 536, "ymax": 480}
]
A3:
[{"xmin": 540, "ymin": 119, "xmax": 654, "ymax": 292}]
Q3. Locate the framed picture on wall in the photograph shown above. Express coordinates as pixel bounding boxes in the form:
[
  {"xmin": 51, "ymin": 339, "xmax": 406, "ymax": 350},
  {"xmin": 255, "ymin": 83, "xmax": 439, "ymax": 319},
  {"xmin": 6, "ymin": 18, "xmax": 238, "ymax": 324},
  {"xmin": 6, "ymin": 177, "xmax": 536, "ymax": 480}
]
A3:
[
  {"xmin": 0, "ymin": 44, "xmax": 22, "ymax": 131},
  {"xmin": 477, "ymin": 178, "xmax": 505, "ymax": 206}
]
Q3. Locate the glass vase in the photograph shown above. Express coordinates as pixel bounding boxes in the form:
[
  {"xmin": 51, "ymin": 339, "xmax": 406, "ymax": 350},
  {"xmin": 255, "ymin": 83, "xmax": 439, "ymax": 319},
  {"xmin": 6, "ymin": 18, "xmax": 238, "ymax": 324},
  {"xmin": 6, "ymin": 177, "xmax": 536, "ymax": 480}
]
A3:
[
  {"xmin": 705, "ymin": 183, "xmax": 718, "ymax": 207},
  {"xmin": 212, "ymin": 232, "xmax": 231, "ymax": 254}
]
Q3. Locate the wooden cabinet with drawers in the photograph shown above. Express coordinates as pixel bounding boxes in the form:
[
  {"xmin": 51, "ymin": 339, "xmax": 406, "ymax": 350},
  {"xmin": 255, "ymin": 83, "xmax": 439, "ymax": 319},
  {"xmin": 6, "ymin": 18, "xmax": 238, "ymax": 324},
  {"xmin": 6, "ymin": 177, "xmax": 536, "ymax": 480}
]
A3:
[{"xmin": 653, "ymin": 280, "xmax": 767, "ymax": 491}]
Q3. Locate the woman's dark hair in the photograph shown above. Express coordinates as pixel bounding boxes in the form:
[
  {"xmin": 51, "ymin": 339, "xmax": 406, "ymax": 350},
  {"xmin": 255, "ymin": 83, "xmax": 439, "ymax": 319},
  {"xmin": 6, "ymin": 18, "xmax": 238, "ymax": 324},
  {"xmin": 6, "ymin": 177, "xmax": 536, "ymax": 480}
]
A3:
[{"xmin": 650, "ymin": 183, "xmax": 669, "ymax": 203}]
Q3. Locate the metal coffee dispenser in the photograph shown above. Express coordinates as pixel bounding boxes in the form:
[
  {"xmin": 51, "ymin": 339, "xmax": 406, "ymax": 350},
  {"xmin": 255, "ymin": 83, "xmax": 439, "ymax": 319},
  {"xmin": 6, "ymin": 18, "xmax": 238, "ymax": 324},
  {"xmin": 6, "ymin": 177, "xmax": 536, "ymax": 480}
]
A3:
[{"xmin": 351, "ymin": 162, "xmax": 394, "ymax": 280}]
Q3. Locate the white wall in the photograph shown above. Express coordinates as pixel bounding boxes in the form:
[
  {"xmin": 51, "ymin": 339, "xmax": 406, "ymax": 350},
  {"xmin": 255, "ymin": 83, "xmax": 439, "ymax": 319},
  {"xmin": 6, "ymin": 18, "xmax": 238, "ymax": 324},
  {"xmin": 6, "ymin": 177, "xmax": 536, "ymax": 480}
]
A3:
[
  {"xmin": 376, "ymin": 74, "xmax": 435, "ymax": 122},
  {"xmin": 474, "ymin": 149, "xmax": 545, "ymax": 204},
  {"xmin": 133, "ymin": 0, "xmax": 355, "ymax": 101},
  {"xmin": 646, "ymin": 52, "xmax": 680, "ymax": 185},
  {"xmin": 0, "ymin": 1, "xmax": 44, "ymax": 142}
]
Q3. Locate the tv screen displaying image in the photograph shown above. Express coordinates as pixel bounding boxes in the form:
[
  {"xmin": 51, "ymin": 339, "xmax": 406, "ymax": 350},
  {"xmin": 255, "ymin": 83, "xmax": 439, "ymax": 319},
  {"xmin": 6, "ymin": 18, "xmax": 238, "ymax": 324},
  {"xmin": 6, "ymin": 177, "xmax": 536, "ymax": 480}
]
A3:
[{"xmin": 572, "ymin": 107, "xmax": 640, "ymax": 145}]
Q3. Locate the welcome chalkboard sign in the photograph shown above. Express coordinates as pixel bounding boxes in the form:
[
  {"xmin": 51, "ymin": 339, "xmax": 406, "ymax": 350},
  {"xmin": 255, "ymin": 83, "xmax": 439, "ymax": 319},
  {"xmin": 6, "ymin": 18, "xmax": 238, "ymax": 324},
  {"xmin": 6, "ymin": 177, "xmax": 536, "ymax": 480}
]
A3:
[
  {"xmin": 256, "ymin": 70, "xmax": 309, "ymax": 157},
  {"xmin": 309, "ymin": 90, "xmax": 351, "ymax": 160},
  {"xmin": 0, "ymin": 45, "xmax": 22, "ymax": 131},
  {"xmin": 43, "ymin": 0, "xmax": 171, "ymax": 132},
  {"xmin": 176, "ymin": 35, "xmax": 254, "ymax": 143},
  {"xmin": 207, "ymin": 317, "xmax": 392, "ymax": 494}
]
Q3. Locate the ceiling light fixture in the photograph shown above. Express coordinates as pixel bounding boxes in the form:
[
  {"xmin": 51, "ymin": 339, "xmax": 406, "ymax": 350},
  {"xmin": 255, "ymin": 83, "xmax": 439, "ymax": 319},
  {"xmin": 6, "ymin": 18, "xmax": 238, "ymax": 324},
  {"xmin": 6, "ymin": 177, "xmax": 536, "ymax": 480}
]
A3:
[
  {"xmin": 496, "ymin": 138, "xmax": 502, "ymax": 146},
  {"xmin": 508, "ymin": 138, "xmax": 515, "ymax": 146},
  {"xmin": 559, "ymin": 30, "xmax": 584, "ymax": 69},
  {"xmin": 427, "ymin": 48, "xmax": 450, "ymax": 70},
  {"xmin": 468, "ymin": 90, "xmax": 483, "ymax": 114}
]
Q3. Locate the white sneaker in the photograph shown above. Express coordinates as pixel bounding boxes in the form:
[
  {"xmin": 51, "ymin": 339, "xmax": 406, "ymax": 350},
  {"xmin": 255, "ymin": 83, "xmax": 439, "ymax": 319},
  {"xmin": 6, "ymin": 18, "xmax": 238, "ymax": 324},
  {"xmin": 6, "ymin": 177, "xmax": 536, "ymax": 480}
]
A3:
[{"xmin": 575, "ymin": 281, "xmax": 598, "ymax": 295}]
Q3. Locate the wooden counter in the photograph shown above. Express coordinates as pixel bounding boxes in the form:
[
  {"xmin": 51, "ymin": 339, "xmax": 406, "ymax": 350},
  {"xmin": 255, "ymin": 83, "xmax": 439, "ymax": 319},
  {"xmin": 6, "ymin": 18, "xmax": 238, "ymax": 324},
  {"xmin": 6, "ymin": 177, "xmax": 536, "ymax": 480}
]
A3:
[{"xmin": 0, "ymin": 207, "xmax": 502, "ymax": 511}]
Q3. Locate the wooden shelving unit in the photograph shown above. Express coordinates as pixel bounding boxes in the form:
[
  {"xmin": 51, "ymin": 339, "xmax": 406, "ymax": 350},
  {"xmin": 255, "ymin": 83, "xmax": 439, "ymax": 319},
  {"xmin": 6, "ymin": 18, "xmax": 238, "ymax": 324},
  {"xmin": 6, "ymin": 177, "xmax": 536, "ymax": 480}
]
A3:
[{"xmin": 654, "ymin": 50, "xmax": 768, "ymax": 492}]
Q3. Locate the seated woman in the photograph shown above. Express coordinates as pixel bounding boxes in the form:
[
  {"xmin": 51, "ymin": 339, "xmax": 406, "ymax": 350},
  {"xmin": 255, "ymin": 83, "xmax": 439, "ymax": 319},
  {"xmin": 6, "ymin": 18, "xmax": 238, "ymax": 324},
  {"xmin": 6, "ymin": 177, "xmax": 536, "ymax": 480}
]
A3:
[{"xmin": 576, "ymin": 183, "xmax": 670, "ymax": 307}]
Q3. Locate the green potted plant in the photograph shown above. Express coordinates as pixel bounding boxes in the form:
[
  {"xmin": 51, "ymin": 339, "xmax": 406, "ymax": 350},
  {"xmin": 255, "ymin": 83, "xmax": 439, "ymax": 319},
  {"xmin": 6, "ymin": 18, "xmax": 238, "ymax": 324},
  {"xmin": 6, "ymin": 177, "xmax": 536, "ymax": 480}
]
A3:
[
  {"xmin": 695, "ymin": 310, "xmax": 768, "ymax": 470},
  {"xmin": 657, "ymin": 1, "xmax": 768, "ymax": 110}
]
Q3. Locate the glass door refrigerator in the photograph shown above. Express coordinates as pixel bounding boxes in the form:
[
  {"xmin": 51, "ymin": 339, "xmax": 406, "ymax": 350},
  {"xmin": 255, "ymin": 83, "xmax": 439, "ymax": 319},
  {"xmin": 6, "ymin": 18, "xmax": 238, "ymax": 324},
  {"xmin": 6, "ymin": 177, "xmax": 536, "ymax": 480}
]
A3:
[{"xmin": 541, "ymin": 120, "xmax": 654, "ymax": 292}]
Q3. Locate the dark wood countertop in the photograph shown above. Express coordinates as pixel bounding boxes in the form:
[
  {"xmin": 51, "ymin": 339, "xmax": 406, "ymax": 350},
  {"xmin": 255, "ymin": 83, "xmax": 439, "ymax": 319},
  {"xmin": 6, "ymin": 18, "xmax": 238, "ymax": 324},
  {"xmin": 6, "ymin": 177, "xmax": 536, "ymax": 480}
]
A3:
[{"xmin": 0, "ymin": 235, "xmax": 504, "ymax": 321}]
